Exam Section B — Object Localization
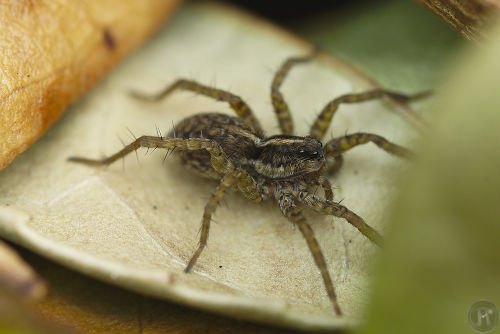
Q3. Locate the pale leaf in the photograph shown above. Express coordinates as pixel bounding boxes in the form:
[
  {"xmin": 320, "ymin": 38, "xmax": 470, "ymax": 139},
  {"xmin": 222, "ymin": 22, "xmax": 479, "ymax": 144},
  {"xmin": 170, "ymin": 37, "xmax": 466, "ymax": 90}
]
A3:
[{"xmin": 0, "ymin": 3, "xmax": 422, "ymax": 331}]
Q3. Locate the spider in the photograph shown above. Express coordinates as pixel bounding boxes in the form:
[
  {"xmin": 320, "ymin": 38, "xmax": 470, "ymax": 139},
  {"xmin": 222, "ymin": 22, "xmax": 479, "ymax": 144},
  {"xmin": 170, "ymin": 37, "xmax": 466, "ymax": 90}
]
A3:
[{"xmin": 69, "ymin": 51, "xmax": 426, "ymax": 316}]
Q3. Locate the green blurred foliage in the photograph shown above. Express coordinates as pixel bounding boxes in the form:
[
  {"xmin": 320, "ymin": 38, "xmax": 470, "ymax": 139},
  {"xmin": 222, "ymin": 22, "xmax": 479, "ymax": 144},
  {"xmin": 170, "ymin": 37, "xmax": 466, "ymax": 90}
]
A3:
[
  {"xmin": 297, "ymin": 1, "xmax": 500, "ymax": 333},
  {"xmin": 352, "ymin": 10, "xmax": 500, "ymax": 334},
  {"xmin": 295, "ymin": 0, "xmax": 462, "ymax": 92}
]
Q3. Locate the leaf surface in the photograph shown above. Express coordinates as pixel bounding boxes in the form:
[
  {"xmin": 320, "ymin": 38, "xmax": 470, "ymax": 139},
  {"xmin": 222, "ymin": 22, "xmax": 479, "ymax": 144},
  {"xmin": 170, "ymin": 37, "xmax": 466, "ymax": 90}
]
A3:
[{"xmin": 0, "ymin": 2, "xmax": 425, "ymax": 330}]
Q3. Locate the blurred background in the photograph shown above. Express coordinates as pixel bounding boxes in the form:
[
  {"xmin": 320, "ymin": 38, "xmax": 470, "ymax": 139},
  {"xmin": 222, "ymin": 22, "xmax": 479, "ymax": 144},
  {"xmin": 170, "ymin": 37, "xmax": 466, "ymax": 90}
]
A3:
[
  {"xmin": 3, "ymin": 0, "xmax": 500, "ymax": 333},
  {"xmin": 222, "ymin": 0, "xmax": 354, "ymax": 24}
]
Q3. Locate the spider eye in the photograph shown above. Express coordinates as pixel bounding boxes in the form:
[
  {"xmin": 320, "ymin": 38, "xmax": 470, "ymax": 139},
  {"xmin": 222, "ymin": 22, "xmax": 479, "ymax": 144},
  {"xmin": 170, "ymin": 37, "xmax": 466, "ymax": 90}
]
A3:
[
  {"xmin": 299, "ymin": 149, "xmax": 305, "ymax": 154},
  {"xmin": 313, "ymin": 151, "xmax": 318, "ymax": 155}
]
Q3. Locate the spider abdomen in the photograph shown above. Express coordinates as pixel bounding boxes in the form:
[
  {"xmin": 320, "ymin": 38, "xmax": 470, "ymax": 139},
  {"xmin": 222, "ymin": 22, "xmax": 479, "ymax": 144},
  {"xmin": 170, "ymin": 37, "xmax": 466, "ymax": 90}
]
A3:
[{"xmin": 169, "ymin": 113, "xmax": 262, "ymax": 179}]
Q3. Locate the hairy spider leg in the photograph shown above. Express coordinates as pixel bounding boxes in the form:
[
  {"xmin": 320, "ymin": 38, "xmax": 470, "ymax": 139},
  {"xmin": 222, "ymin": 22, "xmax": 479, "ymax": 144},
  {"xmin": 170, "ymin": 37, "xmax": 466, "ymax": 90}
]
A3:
[
  {"xmin": 271, "ymin": 53, "xmax": 317, "ymax": 135},
  {"xmin": 325, "ymin": 132, "xmax": 414, "ymax": 160},
  {"xmin": 323, "ymin": 132, "xmax": 413, "ymax": 176},
  {"xmin": 68, "ymin": 136, "xmax": 233, "ymax": 175},
  {"xmin": 185, "ymin": 170, "xmax": 239, "ymax": 273},
  {"xmin": 310, "ymin": 89, "xmax": 431, "ymax": 140},
  {"xmin": 316, "ymin": 175, "xmax": 334, "ymax": 201},
  {"xmin": 184, "ymin": 165, "xmax": 267, "ymax": 272},
  {"xmin": 234, "ymin": 169, "xmax": 264, "ymax": 203},
  {"xmin": 130, "ymin": 79, "xmax": 264, "ymax": 137},
  {"xmin": 276, "ymin": 190, "xmax": 342, "ymax": 315},
  {"xmin": 298, "ymin": 191, "xmax": 383, "ymax": 247}
]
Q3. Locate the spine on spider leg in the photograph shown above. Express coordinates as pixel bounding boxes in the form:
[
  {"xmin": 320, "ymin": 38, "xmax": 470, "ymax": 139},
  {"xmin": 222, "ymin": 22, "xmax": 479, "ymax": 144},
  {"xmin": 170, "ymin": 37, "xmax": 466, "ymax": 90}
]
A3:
[
  {"xmin": 161, "ymin": 137, "xmax": 234, "ymax": 175},
  {"xmin": 69, "ymin": 137, "xmax": 232, "ymax": 174},
  {"xmin": 139, "ymin": 137, "xmax": 227, "ymax": 168}
]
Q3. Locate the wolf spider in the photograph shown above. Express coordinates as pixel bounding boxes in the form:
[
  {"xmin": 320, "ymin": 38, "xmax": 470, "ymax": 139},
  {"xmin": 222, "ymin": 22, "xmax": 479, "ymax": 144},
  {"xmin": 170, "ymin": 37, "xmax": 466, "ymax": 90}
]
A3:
[{"xmin": 69, "ymin": 52, "xmax": 426, "ymax": 315}]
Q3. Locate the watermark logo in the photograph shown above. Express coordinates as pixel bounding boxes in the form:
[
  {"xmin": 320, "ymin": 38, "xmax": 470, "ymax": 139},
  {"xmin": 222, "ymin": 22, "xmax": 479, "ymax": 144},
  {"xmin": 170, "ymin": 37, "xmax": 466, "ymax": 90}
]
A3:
[{"xmin": 468, "ymin": 300, "xmax": 498, "ymax": 333}]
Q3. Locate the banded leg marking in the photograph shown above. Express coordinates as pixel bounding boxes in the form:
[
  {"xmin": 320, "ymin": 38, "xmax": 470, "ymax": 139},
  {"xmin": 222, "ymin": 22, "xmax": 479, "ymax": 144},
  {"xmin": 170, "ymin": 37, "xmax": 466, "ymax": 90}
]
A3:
[
  {"xmin": 131, "ymin": 79, "xmax": 264, "ymax": 136},
  {"xmin": 310, "ymin": 89, "xmax": 430, "ymax": 140},
  {"xmin": 277, "ymin": 191, "xmax": 342, "ymax": 315}
]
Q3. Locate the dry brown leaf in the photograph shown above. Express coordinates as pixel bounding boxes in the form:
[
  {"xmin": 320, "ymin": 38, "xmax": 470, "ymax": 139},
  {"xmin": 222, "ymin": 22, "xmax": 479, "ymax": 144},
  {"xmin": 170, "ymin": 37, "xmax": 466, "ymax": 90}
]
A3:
[
  {"xmin": 14, "ymin": 248, "xmax": 300, "ymax": 334},
  {"xmin": 415, "ymin": 0, "xmax": 500, "ymax": 41},
  {"xmin": 0, "ymin": 241, "xmax": 53, "ymax": 333},
  {"xmin": 0, "ymin": 286, "xmax": 58, "ymax": 334},
  {"xmin": 0, "ymin": 2, "xmax": 424, "ymax": 331},
  {"xmin": 0, "ymin": 239, "xmax": 46, "ymax": 301},
  {"xmin": 0, "ymin": 0, "xmax": 182, "ymax": 170}
]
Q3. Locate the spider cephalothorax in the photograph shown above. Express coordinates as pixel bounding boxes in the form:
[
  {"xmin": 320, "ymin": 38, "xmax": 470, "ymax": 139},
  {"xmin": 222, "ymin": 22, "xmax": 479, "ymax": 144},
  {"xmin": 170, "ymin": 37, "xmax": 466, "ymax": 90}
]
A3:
[
  {"xmin": 253, "ymin": 135, "xmax": 325, "ymax": 179},
  {"xmin": 69, "ymin": 52, "xmax": 424, "ymax": 316}
]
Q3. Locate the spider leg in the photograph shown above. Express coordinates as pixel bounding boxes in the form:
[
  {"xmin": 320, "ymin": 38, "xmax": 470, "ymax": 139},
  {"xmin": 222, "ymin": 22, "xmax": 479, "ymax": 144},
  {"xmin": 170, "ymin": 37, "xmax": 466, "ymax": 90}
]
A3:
[
  {"xmin": 299, "ymin": 191, "xmax": 383, "ymax": 247},
  {"xmin": 185, "ymin": 169, "xmax": 239, "ymax": 273},
  {"xmin": 271, "ymin": 52, "xmax": 317, "ymax": 135},
  {"xmin": 310, "ymin": 89, "xmax": 431, "ymax": 140},
  {"xmin": 68, "ymin": 136, "xmax": 232, "ymax": 175},
  {"xmin": 325, "ymin": 132, "xmax": 413, "ymax": 159},
  {"xmin": 276, "ymin": 190, "xmax": 342, "ymax": 315},
  {"xmin": 234, "ymin": 168, "xmax": 264, "ymax": 203},
  {"xmin": 316, "ymin": 175, "xmax": 334, "ymax": 201},
  {"xmin": 326, "ymin": 155, "xmax": 344, "ymax": 176},
  {"xmin": 130, "ymin": 79, "xmax": 264, "ymax": 136}
]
